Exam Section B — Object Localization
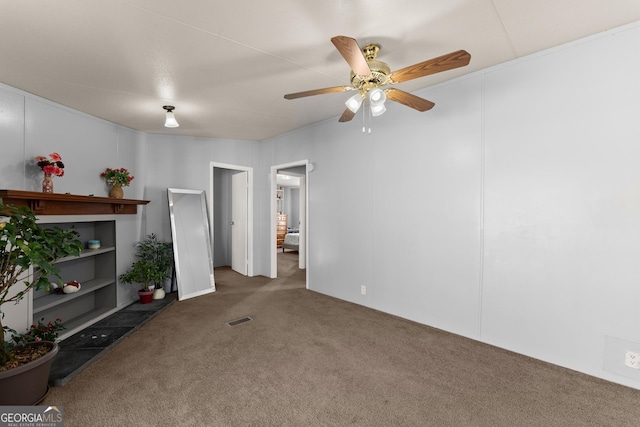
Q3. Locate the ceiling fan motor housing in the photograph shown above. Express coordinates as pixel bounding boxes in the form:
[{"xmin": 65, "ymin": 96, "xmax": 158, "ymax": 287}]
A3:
[{"xmin": 350, "ymin": 59, "xmax": 391, "ymax": 91}]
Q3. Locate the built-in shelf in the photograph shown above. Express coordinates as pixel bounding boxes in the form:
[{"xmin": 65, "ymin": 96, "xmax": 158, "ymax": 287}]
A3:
[
  {"xmin": 0, "ymin": 189, "xmax": 149, "ymax": 215},
  {"xmin": 55, "ymin": 246, "xmax": 115, "ymax": 263},
  {"xmin": 31, "ymin": 219, "xmax": 119, "ymax": 342},
  {"xmin": 33, "ymin": 278, "xmax": 115, "ymax": 314}
]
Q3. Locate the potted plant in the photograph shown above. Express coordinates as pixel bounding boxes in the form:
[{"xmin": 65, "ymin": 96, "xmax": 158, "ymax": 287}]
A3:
[
  {"xmin": 133, "ymin": 234, "xmax": 173, "ymax": 299},
  {"xmin": 119, "ymin": 261, "xmax": 158, "ymax": 303},
  {"xmin": 119, "ymin": 234, "xmax": 172, "ymax": 303},
  {"xmin": 100, "ymin": 167, "xmax": 134, "ymax": 198},
  {"xmin": 0, "ymin": 200, "xmax": 82, "ymax": 405}
]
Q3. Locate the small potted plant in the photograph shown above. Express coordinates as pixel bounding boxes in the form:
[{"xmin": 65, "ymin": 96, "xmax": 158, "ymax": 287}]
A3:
[
  {"xmin": 119, "ymin": 260, "xmax": 162, "ymax": 304},
  {"xmin": 119, "ymin": 234, "xmax": 173, "ymax": 303},
  {"xmin": 100, "ymin": 167, "xmax": 134, "ymax": 199},
  {"xmin": 0, "ymin": 200, "xmax": 82, "ymax": 404}
]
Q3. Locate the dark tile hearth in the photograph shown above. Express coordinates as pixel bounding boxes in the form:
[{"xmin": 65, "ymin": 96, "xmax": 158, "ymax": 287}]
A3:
[{"xmin": 49, "ymin": 293, "xmax": 176, "ymax": 386}]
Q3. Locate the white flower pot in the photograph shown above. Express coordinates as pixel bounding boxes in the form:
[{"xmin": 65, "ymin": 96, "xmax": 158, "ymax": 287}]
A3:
[{"xmin": 153, "ymin": 288, "xmax": 166, "ymax": 300}]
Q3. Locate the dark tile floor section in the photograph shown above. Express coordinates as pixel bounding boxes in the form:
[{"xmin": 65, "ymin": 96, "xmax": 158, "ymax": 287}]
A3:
[{"xmin": 49, "ymin": 293, "xmax": 176, "ymax": 386}]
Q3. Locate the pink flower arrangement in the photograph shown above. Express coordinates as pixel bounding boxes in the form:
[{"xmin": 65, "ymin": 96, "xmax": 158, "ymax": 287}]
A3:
[
  {"xmin": 35, "ymin": 152, "xmax": 65, "ymax": 177},
  {"xmin": 9, "ymin": 318, "xmax": 65, "ymax": 346},
  {"xmin": 100, "ymin": 167, "xmax": 134, "ymax": 187}
]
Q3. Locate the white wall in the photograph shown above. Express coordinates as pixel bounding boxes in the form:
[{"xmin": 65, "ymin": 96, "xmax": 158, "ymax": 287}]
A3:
[
  {"xmin": 481, "ymin": 25, "xmax": 640, "ymax": 380},
  {"xmin": 260, "ymin": 22, "xmax": 640, "ymax": 389}
]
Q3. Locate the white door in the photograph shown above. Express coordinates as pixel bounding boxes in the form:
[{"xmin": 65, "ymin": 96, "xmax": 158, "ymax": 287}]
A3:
[
  {"xmin": 231, "ymin": 171, "xmax": 248, "ymax": 275},
  {"xmin": 298, "ymin": 175, "xmax": 306, "ymax": 269}
]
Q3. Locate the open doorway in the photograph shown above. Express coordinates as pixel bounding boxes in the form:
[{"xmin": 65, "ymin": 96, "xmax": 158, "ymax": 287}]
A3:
[
  {"xmin": 270, "ymin": 161, "xmax": 309, "ymax": 285},
  {"xmin": 210, "ymin": 162, "xmax": 254, "ymax": 277}
]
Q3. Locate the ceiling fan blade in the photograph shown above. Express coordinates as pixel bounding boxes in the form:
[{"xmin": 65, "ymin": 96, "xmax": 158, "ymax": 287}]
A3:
[
  {"xmin": 338, "ymin": 108, "xmax": 356, "ymax": 122},
  {"xmin": 284, "ymin": 85, "xmax": 353, "ymax": 100},
  {"xmin": 331, "ymin": 36, "xmax": 372, "ymax": 77},
  {"xmin": 386, "ymin": 88, "xmax": 435, "ymax": 112},
  {"xmin": 390, "ymin": 50, "xmax": 471, "ymax": 84}
]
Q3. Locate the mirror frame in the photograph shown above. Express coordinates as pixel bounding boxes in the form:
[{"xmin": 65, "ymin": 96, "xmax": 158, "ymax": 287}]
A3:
[{"xmin": 168, "ymin": 188, "xmax": 215, "ymax": 300}]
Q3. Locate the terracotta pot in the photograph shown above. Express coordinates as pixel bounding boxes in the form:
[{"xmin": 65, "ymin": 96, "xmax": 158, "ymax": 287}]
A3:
[
  {"xmin": 0, "ymin": 341, "xmax": 58, "ymax": 405},
  {"xmin": 138, "ymin": 289, "xmax": 154, "ymax": 304},
  {"xmin": 109, "ymin": 184, "xmax": 124, "ymax": 198}
]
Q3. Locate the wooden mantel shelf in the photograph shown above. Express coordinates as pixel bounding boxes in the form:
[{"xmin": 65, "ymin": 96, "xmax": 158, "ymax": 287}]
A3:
[{"xmin": 0, "ymin": 189, "xmax": 149, "ymax": 215}]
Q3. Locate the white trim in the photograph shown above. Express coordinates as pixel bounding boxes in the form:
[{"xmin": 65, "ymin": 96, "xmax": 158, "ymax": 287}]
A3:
[{"xmin": 270, "ymin": 159, "xmax": 310, "ymax": 288}]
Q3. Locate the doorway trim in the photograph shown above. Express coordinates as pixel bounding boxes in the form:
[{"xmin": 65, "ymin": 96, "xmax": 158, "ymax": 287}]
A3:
[
  {"xmin": 270, "ymin": 159, "xmax": 309, "ymax": 286},
  {"xmin": 210, "ymin": 162, "xmax": 254, "ymax": 277}
]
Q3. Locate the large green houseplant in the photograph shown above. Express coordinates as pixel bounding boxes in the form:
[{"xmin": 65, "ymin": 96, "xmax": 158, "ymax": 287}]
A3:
[
  {"xmin": 0, "ymin": 200, "xmax": 82, "ymax": 366},
  {"xmin": 0, "ymin": 200, "xmax": 82, "ymax": 404}
]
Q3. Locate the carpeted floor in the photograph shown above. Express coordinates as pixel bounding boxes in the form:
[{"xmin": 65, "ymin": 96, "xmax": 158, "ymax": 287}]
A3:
[{"xmin": 44, "ymin": 251, "xmax": 640, "ymax": 426}]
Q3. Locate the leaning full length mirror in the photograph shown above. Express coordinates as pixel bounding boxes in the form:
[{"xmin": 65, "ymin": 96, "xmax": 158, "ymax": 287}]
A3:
[{"xmin": 168, "ymin": 188, "xmax": 215, "ymax": 300}]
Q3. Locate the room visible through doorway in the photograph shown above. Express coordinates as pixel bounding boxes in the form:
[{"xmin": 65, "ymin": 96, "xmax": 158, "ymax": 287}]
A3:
[{"xmin": 271, "ymin": 161, "xmax": 308, "ymax": 287}]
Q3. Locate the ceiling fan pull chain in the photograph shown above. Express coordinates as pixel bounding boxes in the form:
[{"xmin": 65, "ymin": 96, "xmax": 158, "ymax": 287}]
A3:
[
  {"xmin": 367, "ymin": 97, "xmax": 372, "ymax": 134},
  {"xmin": 362, "ymin": 97, "xmax": 366, "ymax": 133}
]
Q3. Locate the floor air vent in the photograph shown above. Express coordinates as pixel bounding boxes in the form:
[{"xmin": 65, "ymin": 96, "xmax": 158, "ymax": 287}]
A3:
[{"xmin": 227, "ymin": 316, "xmax": 253, "ymax": 326}]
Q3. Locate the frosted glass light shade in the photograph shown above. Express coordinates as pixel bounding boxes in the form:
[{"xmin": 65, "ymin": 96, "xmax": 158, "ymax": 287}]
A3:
[
  {"xmin": 369, "ymin": 88, "xmax": 386, "ymax": 105},
  {"xmin": 369, "ymin": 88, "xmax": 386, "ymax": 116},
  {"xmin": 345, "ymin": 92, "xmax": 364, "ymax": 113},
  {"xmin": 370, "ymin": 103, "xmax": 386, "ymax": 116},
  {"xmin": 165, "ymin": 111, "xmax": 179, "ymax": 128}
]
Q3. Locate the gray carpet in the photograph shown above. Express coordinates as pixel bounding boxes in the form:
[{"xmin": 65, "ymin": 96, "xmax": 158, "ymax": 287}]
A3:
[{"xmin": 44, "ymin": 252, "xmax": 640, "ymax": 426}]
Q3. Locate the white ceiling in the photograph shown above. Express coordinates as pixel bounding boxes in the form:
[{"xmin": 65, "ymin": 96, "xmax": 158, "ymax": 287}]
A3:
[{"xmin": 1, "ymin": 1, "xmax": 639, "ymax": 141}]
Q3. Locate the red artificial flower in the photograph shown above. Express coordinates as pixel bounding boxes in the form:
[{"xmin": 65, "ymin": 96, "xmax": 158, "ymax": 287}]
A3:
[
  {"xmin": 35, "ymin": 153, "xmax": 65, "ymax": 177},
  {"xmin": 101, "ymin": 167, "xmax": 134, "ymax": 186}
]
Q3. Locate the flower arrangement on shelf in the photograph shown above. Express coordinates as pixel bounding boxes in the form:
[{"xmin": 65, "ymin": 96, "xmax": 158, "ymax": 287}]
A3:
[
  {"xmin": 100, "ymin": 167, "xmax": 134, "ymax": 187},
  {"xmin": 35, "ymin": 152, "xmax": 64, "ymax": 177}
]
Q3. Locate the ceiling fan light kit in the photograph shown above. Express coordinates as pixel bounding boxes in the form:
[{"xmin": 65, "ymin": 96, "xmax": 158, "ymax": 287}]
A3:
[
  {"xmin": 284, "ymin": 35, "xmax": 471, "ymax": 123},
  {"xmin": 163, "ymin": 105, "xmax": 179, "ymax": 128}
]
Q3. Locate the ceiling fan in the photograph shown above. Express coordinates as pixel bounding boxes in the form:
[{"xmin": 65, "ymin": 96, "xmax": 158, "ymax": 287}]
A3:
[{"xmin": 284, "ymin": 36, "xmax": 471, "ymax": 122}]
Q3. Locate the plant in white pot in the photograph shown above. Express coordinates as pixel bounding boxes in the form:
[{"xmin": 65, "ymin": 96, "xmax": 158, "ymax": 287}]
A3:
[{"xmin": 0, "ymin": 200, "xmax": 82, "ymax": 404}]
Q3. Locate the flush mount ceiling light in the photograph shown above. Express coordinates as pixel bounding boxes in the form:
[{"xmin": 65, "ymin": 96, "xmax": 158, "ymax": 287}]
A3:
[{"xmin": 163, "ymin": 105, "xmax": 179, "ymax": 128}]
